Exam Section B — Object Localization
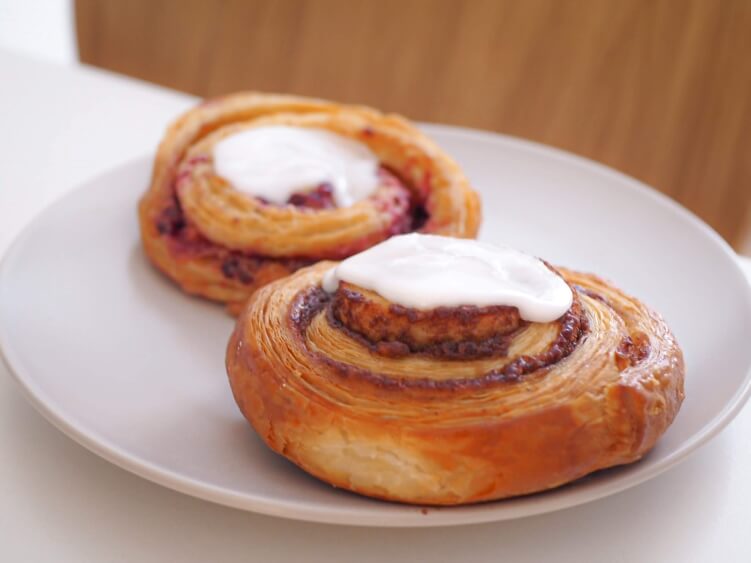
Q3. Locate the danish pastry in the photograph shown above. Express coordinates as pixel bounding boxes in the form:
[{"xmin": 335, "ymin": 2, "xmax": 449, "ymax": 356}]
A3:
[
  {"xmin": 139, "ymin": 93, "xmax": 480, "ymax": 314},
  {"xmin": 226, "ymin": 234, "xmax": 685, "ymax": 505}
]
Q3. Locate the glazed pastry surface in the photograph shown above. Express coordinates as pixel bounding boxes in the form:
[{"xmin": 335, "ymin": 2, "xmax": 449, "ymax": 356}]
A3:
[
  {"xmin": 226, "ymin": 261, "xmax": 685, "ymax": 505},
  {"xmin": 138, "ymin": 93, "xmax": 481, "ymax": 313}
]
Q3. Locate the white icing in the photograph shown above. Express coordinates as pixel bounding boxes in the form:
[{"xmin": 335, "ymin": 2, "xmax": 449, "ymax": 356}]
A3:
[
  {"xmin": 212, "ymin": 125, "xmax": 380, "ymax": 207},
  {"xmin": 322, "ymin": 234, "xmax": 573, "ymax": 322}
]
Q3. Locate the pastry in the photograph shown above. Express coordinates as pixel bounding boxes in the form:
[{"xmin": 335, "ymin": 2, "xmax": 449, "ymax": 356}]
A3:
[
  {"xmin": 138, "ymin": 93, "xmax": 480, "ymax": 314},
  {"xmin": 226, "ymin": 234, "xmax": 685, "ymax": 505}
]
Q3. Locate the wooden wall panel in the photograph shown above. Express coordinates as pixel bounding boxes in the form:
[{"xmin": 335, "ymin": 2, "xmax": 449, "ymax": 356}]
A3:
[{"xmin": 76, "ymin": 0, "xmax": 751, "ymax": 248}]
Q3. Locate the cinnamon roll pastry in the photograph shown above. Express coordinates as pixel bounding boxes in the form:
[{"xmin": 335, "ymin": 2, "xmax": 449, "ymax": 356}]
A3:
[
  {"xmin": 226, "ymin": 234, "xmax": 685, "ymax": 506},
  {"xmin": 138, "ymin": 93, "xmax": 480, "ymax": 314}
]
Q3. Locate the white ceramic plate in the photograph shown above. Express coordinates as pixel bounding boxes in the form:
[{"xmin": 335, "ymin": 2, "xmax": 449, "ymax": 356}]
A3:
[{"xmin": 1, "ymin": 125, "xmax": 750, "ymax": 527}]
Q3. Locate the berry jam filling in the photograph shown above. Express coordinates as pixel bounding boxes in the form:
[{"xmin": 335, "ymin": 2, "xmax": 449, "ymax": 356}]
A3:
[
  {"xmin": 287, "ymin": 183, "xmax": 337, "ymax": 209},
  {"xmin": 155, "ymin": 165, "xmax": 430, "ymax": 284}
]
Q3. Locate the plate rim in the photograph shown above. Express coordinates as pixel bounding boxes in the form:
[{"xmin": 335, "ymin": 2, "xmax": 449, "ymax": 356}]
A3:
[{"xmin": 1, "ymin": 123, "xmax": 750, "ymax": 527}]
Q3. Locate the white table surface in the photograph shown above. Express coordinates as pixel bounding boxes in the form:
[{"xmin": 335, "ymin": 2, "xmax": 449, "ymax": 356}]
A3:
[{"xmin": 1, "ymin": 49, "xmax": 750, "ymax": 563}]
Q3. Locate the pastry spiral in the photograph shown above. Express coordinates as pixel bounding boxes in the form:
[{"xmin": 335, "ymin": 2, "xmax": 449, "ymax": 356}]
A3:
[
  {"xmin": 226, "ymin": 262, "xmax": 684, "ymax": 505},
  {"xmin": 138, "ymin": 93, "xmax": 480, "ymax": 314}
]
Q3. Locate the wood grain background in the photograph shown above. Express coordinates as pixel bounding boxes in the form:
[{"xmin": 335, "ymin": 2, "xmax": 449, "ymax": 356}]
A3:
[{"xmin": 76, "ymin": 0, "xmax": 751, "ymax": 249}]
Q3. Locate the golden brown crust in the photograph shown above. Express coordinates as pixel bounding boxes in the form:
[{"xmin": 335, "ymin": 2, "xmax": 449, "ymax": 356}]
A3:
[
  {"xmin": 139, "ymin": 93, "xmax": 481, "ymax": 313},
  {"xmin": 226, "ymin": 262, "xmax": 685, "ymax": 505}
]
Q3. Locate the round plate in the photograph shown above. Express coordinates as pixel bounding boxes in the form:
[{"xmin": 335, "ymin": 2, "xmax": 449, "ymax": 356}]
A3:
[{"xmin": 1, "ymin": 125, "xmax": 750, "ymax": 527}]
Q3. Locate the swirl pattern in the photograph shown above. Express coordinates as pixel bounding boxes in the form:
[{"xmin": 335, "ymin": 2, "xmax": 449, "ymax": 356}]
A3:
[
  {"xmin": 139, "ymin": 93, "xmax": 481, "ymax": 313},
  {"xmin": 227, "ymin": 262, "xmax": 684, "ymax": 505}
]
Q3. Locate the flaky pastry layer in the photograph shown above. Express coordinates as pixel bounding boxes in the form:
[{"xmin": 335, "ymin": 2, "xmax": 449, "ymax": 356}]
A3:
[
  {"xmin": 226, "ymin": 262, "xmax": 685, "ymax": 505},
  {"xmin": 139, "ymin": 93, "xmax": 481, "ymax": 314}
]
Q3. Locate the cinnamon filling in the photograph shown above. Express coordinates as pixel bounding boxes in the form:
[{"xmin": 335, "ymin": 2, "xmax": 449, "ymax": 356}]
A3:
[
  {"xmin": 329, "ymin": 283, "xmax": 525, "ymax": 359},
  {"xmin": 289, "ymin": 286, "xmax": 588, "ymax": 388},
  {"xmin": 486, "ymin": 302, "xmax": 586, "ymax": 383},
  {"xmin": 614, "ymin": 332, "xmax": 651, "ymax": 371}
]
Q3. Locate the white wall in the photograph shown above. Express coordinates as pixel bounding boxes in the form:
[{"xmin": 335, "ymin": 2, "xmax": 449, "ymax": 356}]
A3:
[{"xmin": 0, "ymin": 0, "xmax": 76, "ymax": 63}]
